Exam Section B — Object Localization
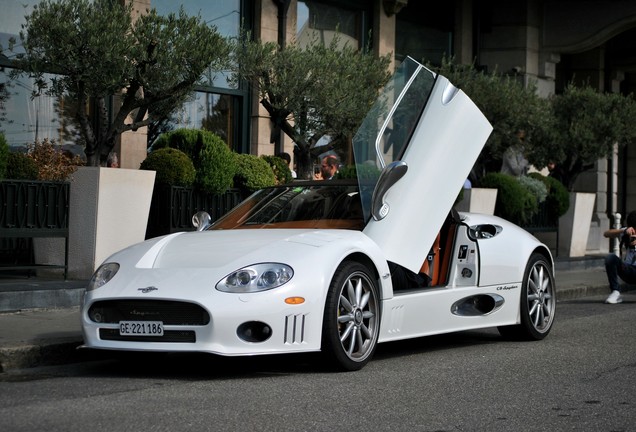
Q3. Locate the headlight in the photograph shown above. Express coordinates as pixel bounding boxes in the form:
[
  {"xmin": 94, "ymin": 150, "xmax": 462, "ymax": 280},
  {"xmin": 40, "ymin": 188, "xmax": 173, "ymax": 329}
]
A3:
[
  {"xmin": 216, "ymin": 263, "xmax": 293, "ymax": 293},
  {"xmin": 87, "ymin": 262, "xmax": 120, "ymax": 291}
]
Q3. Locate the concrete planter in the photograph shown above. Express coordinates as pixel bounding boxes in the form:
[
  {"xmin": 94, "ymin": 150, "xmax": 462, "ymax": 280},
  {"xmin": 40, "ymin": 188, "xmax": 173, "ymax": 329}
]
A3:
[
  {"xmin": 455, "ymin": 188, "xmax": 498, "ymax": 215},
  {"xmin": 558, "ymin": 192, "xmax": 596, "ymax": 257},
  {"xmin": 67, "ymin": 167, "xmax": 155, "ymax": 279}
]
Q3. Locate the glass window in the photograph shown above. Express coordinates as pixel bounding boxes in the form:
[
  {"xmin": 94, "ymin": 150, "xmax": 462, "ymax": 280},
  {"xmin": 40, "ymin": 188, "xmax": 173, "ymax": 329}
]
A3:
[
  {"xmin": 152, "ymin": 0, "xmax": 240, "ymax": 89},
  {"xmin": 151, "ymin": 0, "xmax": 245, "ymax": 152},
  {"xmin": 0, "ymin": 2, "xmax": 35, "ymax": 39},
  {"xmin": 1, "ymin": 2, "xmax": 80, "ymax": 147},
  {"xmin": 0, "ymin": 67, "xmax": 78, "ymax": 147},
  {"xmin": 169, "ymin": 92, "xmax": 237, "ymax": 146},
  {"xmin": 0, "ymin": 1, "xmax": 247, "ymax": 151},
  {"xmin": 297, "ymin": 1, "xmax": 366, "ymax": 49},
  {"xmin": 352, "ymin": 58, "xmax": 436, "ymax": 222}
]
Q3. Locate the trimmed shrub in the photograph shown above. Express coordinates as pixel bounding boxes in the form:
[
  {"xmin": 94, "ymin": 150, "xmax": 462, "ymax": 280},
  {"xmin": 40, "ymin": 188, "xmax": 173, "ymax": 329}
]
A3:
[
  {"xmin": 152, "ymin": 128, "xmax": 200, "ymax": 156},
  {"xmin": 529, "ymin": 172, "xmax": 570, "ymax": 223},
  {"xmin": 233, "ymin": 153, "xmax": 277, "ymax": 194},
  {"xmin": 0, "ymin": 133, "xmax": 8, "ymax": 179},
  {"xmin": 140, "ymin": 147, "xmax": 196, "ymax": 187},
  {"xmin": 6, "ymin": 152, "xmax": 39, "ymax": 180},
  {"xmin": 335, "ymin": 163, "xmax": 381, "ymax": 180},
  {"xmin": 154, "ymin": 128, "xmax": 236, "ymax": 194},
  {"xmin": 478, "ymin": 172, "xmax": 537, "ymax": 225},
  {"xmin": 518, "ymin": 175, "xmax": 548, "ymax": 203},
  {"xmin": 261, "ymin": 155, "xmax": 292, "ymax": 184}
]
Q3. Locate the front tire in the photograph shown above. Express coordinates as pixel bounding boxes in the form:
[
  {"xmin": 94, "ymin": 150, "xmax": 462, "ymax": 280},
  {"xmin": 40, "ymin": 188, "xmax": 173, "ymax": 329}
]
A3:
[
  {"xmin": 498, "ymin": 253, "xmax": 556, "ymax": 340},
  {"xmin": 321, "ymin": 261, "xmax": 380, "ymax": 371}
]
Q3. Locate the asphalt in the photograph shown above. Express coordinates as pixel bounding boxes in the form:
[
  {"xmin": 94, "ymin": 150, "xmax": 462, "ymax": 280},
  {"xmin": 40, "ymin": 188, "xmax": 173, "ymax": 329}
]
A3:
[{"xmin": 0, "ymin": 255, "xmax": 622, "ymax": 373}]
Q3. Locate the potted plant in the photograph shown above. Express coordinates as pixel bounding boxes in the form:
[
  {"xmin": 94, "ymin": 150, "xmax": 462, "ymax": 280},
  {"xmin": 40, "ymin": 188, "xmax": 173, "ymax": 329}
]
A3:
[
  {"xmin": 528, "ymin": 84, "xmax": 636, "ymax": 256},
  {"xmin": 477, "ymin": 172, "xmax": 539, "ymax": 226},
  {"xmin": 7, "ymin": 0, "xmax": 232, "ymax": 277}
]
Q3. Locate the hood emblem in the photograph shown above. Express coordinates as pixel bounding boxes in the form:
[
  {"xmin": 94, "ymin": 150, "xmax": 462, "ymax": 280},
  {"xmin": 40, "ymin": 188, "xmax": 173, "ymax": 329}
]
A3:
[{"xmin": 138, "ymin": 286, "xmax": 158, "ymax": 293}]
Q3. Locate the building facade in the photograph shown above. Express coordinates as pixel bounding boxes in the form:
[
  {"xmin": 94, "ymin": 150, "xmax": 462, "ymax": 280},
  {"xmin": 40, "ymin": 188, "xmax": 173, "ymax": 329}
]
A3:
[{"xmin": 2, "ymin": 0, "xmax": 636, "ymax": 252}]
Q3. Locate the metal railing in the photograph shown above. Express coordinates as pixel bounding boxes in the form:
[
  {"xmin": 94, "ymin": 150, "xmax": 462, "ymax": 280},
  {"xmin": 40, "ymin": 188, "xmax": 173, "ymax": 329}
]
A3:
[
  {"xmin": 0, "ymin": 180, "xmax": 70, "ymax": 278},
  {"xmin": 145, "ymin": 185, "xmax": 243, "ymax": 239}
]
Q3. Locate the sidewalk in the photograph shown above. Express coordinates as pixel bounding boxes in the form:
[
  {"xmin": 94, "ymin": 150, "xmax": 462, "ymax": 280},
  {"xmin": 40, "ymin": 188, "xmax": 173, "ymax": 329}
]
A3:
[{"xmin": 0, "ymin": 260, "xmax": 616, "ymax": 372}]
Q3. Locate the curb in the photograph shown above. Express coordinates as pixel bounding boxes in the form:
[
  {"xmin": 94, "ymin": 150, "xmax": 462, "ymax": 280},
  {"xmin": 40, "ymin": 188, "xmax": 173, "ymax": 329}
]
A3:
[
  {"xmin": 0, "ymin": 340, "xmax": 83, "ymax": 372},
  {"xmin": 556, "ymin": 283, "xmax": 608, "ymax": 301}
]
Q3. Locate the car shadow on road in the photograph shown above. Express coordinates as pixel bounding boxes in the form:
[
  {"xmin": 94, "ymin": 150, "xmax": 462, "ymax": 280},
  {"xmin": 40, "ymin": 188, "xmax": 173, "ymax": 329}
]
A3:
[{"xmin": 66, "ymin": 328, "xmax": 505, "ymax": 379}]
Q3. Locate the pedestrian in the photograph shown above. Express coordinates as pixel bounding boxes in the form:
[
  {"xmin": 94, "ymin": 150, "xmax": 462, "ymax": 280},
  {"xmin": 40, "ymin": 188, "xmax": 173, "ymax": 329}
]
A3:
[
  {"xmin": 500, "ymin": 130, "xmax": 528, "ymax": 177},
  {"xmin": 279, "ymin": 152, "xmax": 297, "ymax": 179},
  {"xmin": 319, "ymin": 154, "xmax": 339, "ymax": 180},
  {"xmin": 603, "ymin": 210, "xmax": 636, "ymax": 304}
]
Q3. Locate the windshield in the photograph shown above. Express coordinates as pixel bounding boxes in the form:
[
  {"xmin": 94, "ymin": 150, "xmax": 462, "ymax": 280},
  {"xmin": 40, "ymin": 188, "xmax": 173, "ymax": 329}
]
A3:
[
  {"xmin": 352, "ymin": 57, "xmax": 437, "ymax": 221},
  {"xmin": 210, "ymin": 182, "xmax": 365, "ymax": 230}
]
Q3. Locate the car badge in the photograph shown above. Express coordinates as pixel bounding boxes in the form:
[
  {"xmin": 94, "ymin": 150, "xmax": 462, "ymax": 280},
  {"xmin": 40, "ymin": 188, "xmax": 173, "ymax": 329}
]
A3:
[{"xmin": 138, "ymin": 286, "xmax": 158, "ymax": 293}]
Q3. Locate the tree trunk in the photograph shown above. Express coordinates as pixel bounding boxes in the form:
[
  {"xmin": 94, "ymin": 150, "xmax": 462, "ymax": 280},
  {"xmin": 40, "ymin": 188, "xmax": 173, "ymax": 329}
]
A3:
[{"xmin": 295, "ymin": 145, "xmax": 313, "ymax": 180}]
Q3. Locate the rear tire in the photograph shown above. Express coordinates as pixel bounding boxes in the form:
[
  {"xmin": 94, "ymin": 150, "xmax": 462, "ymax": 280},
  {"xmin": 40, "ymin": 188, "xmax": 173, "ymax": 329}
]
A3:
[
  {"xmin": 321, "ymin": 261, "xmax": 380, "ymax": 371},
  {"xmin": 498, "ymin": 253, "xmax": 556, "ymax": 340}
]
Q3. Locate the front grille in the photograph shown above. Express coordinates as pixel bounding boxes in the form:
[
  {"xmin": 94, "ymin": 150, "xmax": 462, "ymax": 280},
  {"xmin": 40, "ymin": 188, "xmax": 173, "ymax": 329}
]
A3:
[
  {"xmin": 88, "ymin": 300, "xmax": 210, "ymax": 325},
  {"xmin": 99, "ymin": 328, "xmax": 196, "ymax": 343}
]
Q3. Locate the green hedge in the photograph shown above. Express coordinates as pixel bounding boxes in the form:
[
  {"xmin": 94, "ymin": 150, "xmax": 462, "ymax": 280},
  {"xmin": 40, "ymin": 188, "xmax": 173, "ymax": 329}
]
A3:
[
  {"xmin": 261, "ymin": 155, "xmax": 292, "ymax": 184},
  {"xmin": 233, "ymin": 153, "xmax": 277, "ymax": 194},
  {"xmin": 335, "ymin": 163, "xmax": 381, "ymax": 180},
  {"xmin": 529, "ymin": 172, "xmax": 570, "ymax": 223},
  {"xmin": 140, "ymin": 147, "xmax": 196, "ymax": 187},
  {"xmin": 6, "ymin": 152, "xmax": 39, "ymax": 180},
  {"xmin": 478, "ymin": 172, "xmax": 537, "ymax": 225},
  {"xmin": 153, "ymin": 129, "xmax": 236, "ymax": 194}
]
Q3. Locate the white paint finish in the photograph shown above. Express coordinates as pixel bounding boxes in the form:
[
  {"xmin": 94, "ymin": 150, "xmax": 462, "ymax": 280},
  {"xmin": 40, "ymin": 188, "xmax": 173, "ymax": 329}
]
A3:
[{"xmin": 364, "ymin": 76, "xmax": 493, "ymax": 273}]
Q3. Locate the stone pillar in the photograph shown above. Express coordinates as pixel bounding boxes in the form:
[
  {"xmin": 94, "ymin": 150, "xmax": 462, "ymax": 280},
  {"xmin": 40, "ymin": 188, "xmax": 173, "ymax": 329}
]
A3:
[
  {"xmin": 536, "ymin": 52, "xmax": 560, "ymax": 98},
  {"xmin": 587, "ymin": 159, "xmax": 611, "ymax": 253},
  {"xmin": 454, "ymin": 0, "xmax": 473, "ymax": 65},
  {"xmin": 373, "ymin": 0, "xmax": 396, "ymax": 71},
  {"xmin": 250, "ymin": 0, "xmax": 296, "ymax": 158},
  {"xmin": 478, "ymin": 1, "xmax": 541, "ymax": 80},
  {"xmin": 117, "ymin": 0, "xmax": 150, "ymax": 169}
]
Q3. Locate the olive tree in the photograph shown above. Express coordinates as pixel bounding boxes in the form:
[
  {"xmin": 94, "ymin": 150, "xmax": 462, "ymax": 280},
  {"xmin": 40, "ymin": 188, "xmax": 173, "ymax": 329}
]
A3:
[
  {"xmin": 234, "ymin": 33, "xmax": 391, "ymax": 179},
  {"xmin": 432, "ymin": 59, "xmax": 552, "ymax": 181},
  {"xmin": 531, "ymin": 84, "xmax": 636, "ymax": 190},
  {"xmin": 10, "ymin": 0, "xmax": 230, "ymax": 166}
]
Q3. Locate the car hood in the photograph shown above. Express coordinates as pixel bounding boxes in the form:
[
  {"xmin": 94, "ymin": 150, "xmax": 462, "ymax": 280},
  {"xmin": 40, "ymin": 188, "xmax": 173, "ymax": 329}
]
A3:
[{"xmin": 127, "ymin": 229, "xmax": 349, "ymax": 270}]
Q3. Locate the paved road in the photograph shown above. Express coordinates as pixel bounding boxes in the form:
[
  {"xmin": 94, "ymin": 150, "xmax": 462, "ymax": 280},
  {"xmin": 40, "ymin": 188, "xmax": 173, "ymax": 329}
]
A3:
[{"xmin": 1, "ymin": 292, "xmax": 635, "ymax": 432}]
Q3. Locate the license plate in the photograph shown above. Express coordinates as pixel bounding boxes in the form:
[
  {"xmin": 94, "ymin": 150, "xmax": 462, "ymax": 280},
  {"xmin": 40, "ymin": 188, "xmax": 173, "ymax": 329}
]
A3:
[{"xmin": 119, "ymin": 321, "xmax": 164, "ymax": 336}]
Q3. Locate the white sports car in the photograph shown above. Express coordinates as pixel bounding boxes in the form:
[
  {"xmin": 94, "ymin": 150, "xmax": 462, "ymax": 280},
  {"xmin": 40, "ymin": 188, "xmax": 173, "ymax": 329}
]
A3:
[{"xmin": 81, "ymin": 57, "xmax": 556, "ymax": 371}]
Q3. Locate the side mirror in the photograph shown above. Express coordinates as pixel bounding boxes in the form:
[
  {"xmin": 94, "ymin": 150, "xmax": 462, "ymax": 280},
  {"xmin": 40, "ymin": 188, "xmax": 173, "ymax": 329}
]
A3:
[
  {"xmin": 192, "ymin": 211, "xmax": 212, "ymax": 231},
  {"xmin": 371, "ymin": 160, "xmax": 408, "ymax": 221}
]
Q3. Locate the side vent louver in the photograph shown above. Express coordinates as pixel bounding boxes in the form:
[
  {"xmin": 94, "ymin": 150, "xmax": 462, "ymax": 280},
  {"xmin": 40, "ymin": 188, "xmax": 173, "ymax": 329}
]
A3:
[{"xmin": 284, "ymin": 314, "xmax": 307, "ymax": 344}]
